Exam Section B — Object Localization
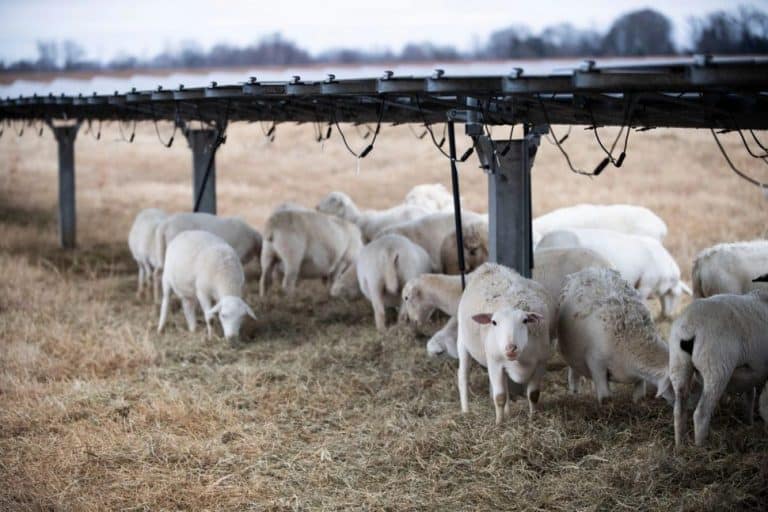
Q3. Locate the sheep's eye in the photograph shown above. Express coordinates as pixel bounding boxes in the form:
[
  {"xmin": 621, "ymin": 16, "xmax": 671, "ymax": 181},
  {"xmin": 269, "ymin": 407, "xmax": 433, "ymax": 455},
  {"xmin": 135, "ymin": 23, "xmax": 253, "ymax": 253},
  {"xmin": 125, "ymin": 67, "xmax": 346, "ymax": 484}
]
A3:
[
  {"xmin": 469, "ymin": 249, "xmax": 477, "ymax": 256},
  {"xmin": 491, "ymin": 320, "xmax": 497, "ymax": 326},
  {"xmin": 522, "ymin": 318, "xmax": 528, "ymax": 324},
  {"xmin": 404, "ymin": 296, "xmax": 409, "ymax": 301}
]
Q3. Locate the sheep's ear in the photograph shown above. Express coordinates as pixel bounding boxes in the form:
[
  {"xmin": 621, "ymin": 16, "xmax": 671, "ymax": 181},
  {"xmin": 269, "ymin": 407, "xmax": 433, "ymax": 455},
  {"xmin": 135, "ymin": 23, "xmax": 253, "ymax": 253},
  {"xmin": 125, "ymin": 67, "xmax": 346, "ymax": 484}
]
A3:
[
  {"xmin": 522, "ymin": 312, "xmax": 543, "ymax": 324},
  {"xmin": 472, "ymin": 313, "xmax": 493, "ymax": 325},
  {"xmin": 207, "ymin": 301, "xmax": 222, "ymax": 317},
  {"xmin": 679, "ymin": 281, "xmax": 693, "ymax": 295},
  {"xmin": 244, "ymin": 303, "xmax": 257, "ymax": 320}
]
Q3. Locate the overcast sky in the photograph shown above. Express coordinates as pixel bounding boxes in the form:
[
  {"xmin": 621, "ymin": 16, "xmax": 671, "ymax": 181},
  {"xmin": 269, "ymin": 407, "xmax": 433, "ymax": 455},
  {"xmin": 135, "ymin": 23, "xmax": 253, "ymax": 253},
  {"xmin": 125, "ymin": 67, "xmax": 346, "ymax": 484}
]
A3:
[{"xmin": 0, "ymin": 0, "xmax": 760, "ymax": 64}]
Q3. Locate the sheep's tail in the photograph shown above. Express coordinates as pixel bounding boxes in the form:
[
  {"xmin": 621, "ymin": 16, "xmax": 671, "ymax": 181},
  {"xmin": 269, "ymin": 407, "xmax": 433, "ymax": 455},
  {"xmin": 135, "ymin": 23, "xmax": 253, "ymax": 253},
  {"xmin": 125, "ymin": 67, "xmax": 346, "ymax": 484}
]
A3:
[
  {"xmin": 691, "ymin": 257, "xmax": 704, "ymax": 298},
  {"xmin": 668, "ymin": 316, "xmax": 696, "ymax": 396},
  {"xmin": 383, "ymin": 249, "xmax": 400, "ymax": 296}
]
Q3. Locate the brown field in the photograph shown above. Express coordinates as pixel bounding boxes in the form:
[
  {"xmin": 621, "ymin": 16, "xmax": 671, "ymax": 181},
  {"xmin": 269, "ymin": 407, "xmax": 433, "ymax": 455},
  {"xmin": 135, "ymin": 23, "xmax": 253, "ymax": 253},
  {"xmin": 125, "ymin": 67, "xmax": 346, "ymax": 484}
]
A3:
[{"xmin": 1, "ymin": 121, "xmax": 767, "ymax": 511}]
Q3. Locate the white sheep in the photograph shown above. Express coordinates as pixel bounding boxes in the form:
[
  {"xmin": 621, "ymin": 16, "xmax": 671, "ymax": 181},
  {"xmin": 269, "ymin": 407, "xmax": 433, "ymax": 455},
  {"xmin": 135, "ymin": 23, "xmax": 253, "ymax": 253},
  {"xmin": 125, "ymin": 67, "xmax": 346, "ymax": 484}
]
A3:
[
  {"xmin": 669, "ymin": 290, "xmax": 768, "ymax": 446},
  {"xmin": 404, "ymin": 183, "xmax": 456, "ymax": 212},
  {"xmin": 537, "ymin": 228, "xmax": 690, "ymax": 319},
  {"xmin": 315, "ymin": 191, "xmax": 429, "ymax": 242},
  {"xmin": 331, "ymin": 234, "xmax": 432, "ymax": 331},
  {"xmin": 375, "ymin": 211, "xmax": 484, "ymax": 272},
  {"xmin": 439, "ymin": 220, "xmax": 489, "ymax": 274},
  {"xmin": 158, "ymin": 230, "xmax": 256, "ymax": 341},
  {"xmin": 127, "ymin": 208, "xmax": 167, "ymax": 300},
  {"xmin": 457, "ymin": 263, "xmax": 553, "ymax": 424},
  {"xmin": 153, "ymin": 212, "xmax": 262, "ymax": 300},
  {"xmin": 401, "ymin": 273, "xmax": 463, "ymax": 328},
  {"xmin": 533, "ymin": 203, "xmax": 668, "ymax": 241},
  {"xmin": 692, "ymin": 240, "xmax": 768, "ymax": 298},
  {"xmin": 558, "ymin": 267, "xmax": 672, "ymax": 404},
  {"xmin": 427, "ymin": 317, "xmax": 459, "ymax": 358},
  {"xmin": 532, "ymin": 247, "xmax": 613, "ymax": 304},
  {"xmin": 259, "ymin": 209, "xmax": 363, "ymax": 296}
]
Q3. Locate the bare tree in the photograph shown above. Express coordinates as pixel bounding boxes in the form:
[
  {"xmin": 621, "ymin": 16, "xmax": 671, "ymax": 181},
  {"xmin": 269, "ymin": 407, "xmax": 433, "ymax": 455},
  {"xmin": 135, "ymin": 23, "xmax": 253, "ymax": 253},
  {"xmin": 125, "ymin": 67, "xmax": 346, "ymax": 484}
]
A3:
[{"xmin": 602, "ymin": 9, "xmax": 675, "ymax": 56}]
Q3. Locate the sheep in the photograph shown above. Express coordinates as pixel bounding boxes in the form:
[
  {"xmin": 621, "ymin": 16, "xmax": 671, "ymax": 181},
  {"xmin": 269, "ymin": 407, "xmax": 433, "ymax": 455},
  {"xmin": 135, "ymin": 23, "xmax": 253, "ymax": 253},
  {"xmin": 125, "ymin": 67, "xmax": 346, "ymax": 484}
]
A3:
[
  {"xmin": 259, "ymin": 209, "xmax": 363, "ymax": 296},
  {"xmin": 157, "ymin": 230, "xmax": 256, "ymax": 341},
  {"xmin": 375, "ymin": 211, "xmax": 484, "ymax": 272},
  {"xmin": 692, "ymin": 240, "xmax": 768, "ymax": 298},
  {"xmin": 439, "ymin": 220, "xmax": 489, "ymax": 274},
  {"xmin": 457, "ymin": 263, "xmax": 553, "ymax": 424},
  {"xmin": 533, "ymin": 203, "xmax": 668, "ymax": 241},
  {"xmin": 153, "ymin": 212, "xmax": 262, "ymax": 300},
  {"xmin": 331, "ymin": 234, "xmax": 431, "ymax": 331},
  {"xmin": 401, "ymin": 273, "xmax": 463, "ymax": 328},
  {"xmin": 404, "ymin": 183, "xmax": 455, "ymax": 212},
  {"xmin": 537, "ymin": 228, "xmax": 690, "ymax": 319},
  {"xmin": 532, "ymin": 247, "xmax": 613, "ymax": 304},
  {"xmin": 127, "ymin": 208, "xmax": 167, "ymax": 300},
  {"xmin": 558, "ymin": 267, "xmax": 672, "ymax": 404},
  {"xmin": 315, "ymin": 191, "xmax": 429, "ymax": 242},
  {"xmin": 668, "ymin": 290, "xmax": 768, "ymax": 446},
  {"xmin": 427, "ymin": 317, "xmax": 459, "ymax": 358}
]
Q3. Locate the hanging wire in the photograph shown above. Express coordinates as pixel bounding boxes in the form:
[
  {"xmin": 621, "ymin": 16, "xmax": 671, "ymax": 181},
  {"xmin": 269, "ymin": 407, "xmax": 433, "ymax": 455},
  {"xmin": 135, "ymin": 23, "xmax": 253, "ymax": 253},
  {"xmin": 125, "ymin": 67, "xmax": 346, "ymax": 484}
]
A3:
[
  {"xmin": 537, "ymin": 94, "xmax": 598, "ymax": 177},
  {"xmin": 332, "ymin": 99, "xmax": 384, "ymax": 159},
  {"xmin": 710, "ymin": 128, "xmax": 768, "ymax": 189},
  {"xmin": 408, "ymin": 123, "xmax": 428, "ymax": 140},
  {"xmin": 151, "ymin": 102, "xmax": 177, "ymax": 148},
  {"xmin": 354, "ymin": 123, "xmax": 372, "ymax": 139},
  {"xmin": 545, "ymin": 125, "xmax": 571, "ymax": 146},
  {"xmin": 749, "ymin": 129, "xmax": 768, "ymax": 153},
  {"xmin": 415, "ymin": 95, "xmax": 451, "ymax": 159},
  {"xmin": 587, "ymin": 99, "xmax": 633, "ymax": 168},
  {"xmin": 733, "ymin": 126, "xmax": 768, "ymax": 161},
  {"xmin": 85, "ymin": 119, "xmax": 102, "ymax": 140},
  {"xmin": 260, "ymin": 121, "xmax": 276, "ymax": 141},
  {"xmin": 12, "ymin": 119, "xmax": 24, "ymax": 137},
  {"xmin": 117, "ymin": 119, "xmax": 136, "ymax": 143}
]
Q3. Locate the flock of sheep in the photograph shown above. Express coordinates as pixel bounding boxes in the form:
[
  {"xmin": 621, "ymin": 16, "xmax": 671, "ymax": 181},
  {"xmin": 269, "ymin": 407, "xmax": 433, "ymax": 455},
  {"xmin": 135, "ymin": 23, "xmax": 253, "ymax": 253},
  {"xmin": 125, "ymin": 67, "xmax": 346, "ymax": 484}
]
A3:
[{"xmin": 128, "ymin": 183, "xmax": 768, "ymax": 447}]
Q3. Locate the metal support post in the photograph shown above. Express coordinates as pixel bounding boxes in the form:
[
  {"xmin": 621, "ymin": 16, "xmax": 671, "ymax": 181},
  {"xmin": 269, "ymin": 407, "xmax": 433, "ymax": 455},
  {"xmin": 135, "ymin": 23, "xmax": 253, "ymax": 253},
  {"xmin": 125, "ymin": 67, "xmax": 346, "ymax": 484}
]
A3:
[
  {"xmin": 51, "ymin": 124, "xmax": 81, "ymax": 249},
  {"xmin": 474, "ymin": 131, "xmax": 540, "ymax": 277},
  {"xmin": 186, "ymin": 128, "xmax": 218, "ymax": 214}
]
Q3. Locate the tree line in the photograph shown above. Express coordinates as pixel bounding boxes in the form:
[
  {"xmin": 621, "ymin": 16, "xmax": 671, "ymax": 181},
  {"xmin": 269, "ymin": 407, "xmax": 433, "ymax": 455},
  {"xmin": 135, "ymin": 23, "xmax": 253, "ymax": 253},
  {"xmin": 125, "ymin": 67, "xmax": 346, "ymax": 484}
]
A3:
[{"xmin": 2, "ymin": 6, "xmax": 766, "ymax": 73}]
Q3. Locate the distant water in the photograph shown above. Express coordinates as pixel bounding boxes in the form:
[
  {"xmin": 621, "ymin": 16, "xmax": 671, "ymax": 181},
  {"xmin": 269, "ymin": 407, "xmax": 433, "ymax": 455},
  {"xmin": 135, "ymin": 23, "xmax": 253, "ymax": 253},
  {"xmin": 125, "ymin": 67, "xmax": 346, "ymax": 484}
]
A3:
[{"xmin": 0, "ymin": 57, "xmax": 696, "ymax": 98}]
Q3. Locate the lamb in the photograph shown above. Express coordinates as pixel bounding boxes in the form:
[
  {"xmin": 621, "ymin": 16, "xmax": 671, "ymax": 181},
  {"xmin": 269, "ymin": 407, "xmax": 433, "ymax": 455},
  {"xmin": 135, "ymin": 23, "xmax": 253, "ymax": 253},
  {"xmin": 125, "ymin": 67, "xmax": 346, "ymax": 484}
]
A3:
[
  {"xmin": 331, "ymin": 234, "xmax": 431, "ymax": 331},
  {"xmin": 668, "ymin": 290, "xmax": 768, "ymax": 446},
  {"xmin": 427, "ymin": 317, "xmax": 459, "ymax": 358},
  {"xmin": 375, "ymin": 211, "xmax": 484, "ymax": 272},
  {"xmin": 532, "ymin": 247, "xmax": 613, "ymax": 304},
  {"xmin": 153, "ymin": 212, "xmax": 262, "ymax": 299},
  {"xmin": 537, "ymin": 228, "xmax": 690, "ymax": 319},
  {"xmin": 691, "ymin": 240, "xmax": 768, "ymax": 298},
  {"xmin": 127, "ymin": 207, "xmax": 167, "ymax": 300},
  {"xmin": 439, "ymin": 220, "xmax": 489, "ymax": 274},
  {"xmin": 157, "ymin": 230, "xmax": 256, "ymax": 341},
  {"xmin": 401, "ymin": 273, "xmax": 463, "ymax": 328},
  {"xmin": 259, "ymin": 209, "xmax": 363, "ymax": 296},
  {"xmin": 457, "ymin": 263, "xmax": 553, "ymax": 424},
  {"xmin": 315, "ymin": 191, "xmax": 429, "ymax": 242},
  {"xmin": 533, "ymin": 203, "xmax": 668, "ymax": 241},
  {"xmin": 558, "ymin": 267, "xmax": 672, "ymax": 404},
  {"xmin": 404, "ymin": 183, "xmax": 455, "ymax": 212}
]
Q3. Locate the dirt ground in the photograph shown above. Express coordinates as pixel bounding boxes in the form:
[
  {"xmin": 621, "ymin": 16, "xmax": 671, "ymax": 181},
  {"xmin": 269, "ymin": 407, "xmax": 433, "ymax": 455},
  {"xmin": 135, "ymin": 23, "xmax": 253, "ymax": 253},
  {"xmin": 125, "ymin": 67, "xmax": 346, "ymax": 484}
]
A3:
[{"xmin": 1, "ymin": 121, "xmax": 767, "ymax": 511}]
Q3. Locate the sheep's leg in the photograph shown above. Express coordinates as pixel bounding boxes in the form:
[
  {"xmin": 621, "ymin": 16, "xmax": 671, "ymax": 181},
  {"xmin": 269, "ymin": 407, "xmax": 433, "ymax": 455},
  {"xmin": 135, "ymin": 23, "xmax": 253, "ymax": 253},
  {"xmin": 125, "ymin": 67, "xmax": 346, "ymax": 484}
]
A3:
[
  {"xmin": 567, "ymin": 367, "xmax": 581, "ymax": 394},
  {"xmin": 136, "ymin": 264, "xmax": 145, "ymax": 297},
  {"xmin": 181, "ymin": 298, "xmax": 197, "ymax": 333},
  {"xmin": 586, "ymin": 357, "xmax": 610, "ymax": 405},
  {"xmin": 370, "ymin": 286, "xmax": 387, "ymax": 332},
  {"xmin": 527, "ymin": 366, "xmax": 545, "ymax": 417},
  {"xmin": 488, "ymin": 362, "xmax": 507, "ymax": 425},
  {"xmin": 259, "ymin": 245, "xmax": 276, "ymax": 297},
  {"xmin": 743, "ymin": 387, "xmax": 756, "ymax": 426},
  {"xmin": 457, "ymin": 340, "xmax": 471, "ymax": 414},
  {"xmin": 632, "ymin": 381, "xmax": 647, "ymax": 403},
  {"xmin": 153, "ymin": 268, "xmax": 162, "ymax": 304},
  {"xmin": 693, "ymin": 374, "xmax": 728, "ymax": 446},
  {"xmin": 673, "ymin": 387, "xmax": 690, "ymax": 447},
  {"xmin": 197, "ymin": 293, "xmax": 213, "ymax": 339},
  {"xmin": 157, "ymin": 281, "xmax": 171, "ymax": 333}
]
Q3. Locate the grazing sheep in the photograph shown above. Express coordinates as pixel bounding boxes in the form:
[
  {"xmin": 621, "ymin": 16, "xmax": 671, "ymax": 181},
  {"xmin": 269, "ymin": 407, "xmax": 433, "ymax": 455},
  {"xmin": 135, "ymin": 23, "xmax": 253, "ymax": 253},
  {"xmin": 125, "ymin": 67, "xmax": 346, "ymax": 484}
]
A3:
[
  {"xmin": 401, "ymin": 273, "xmax": 463, "ymax": 328},
  {"xmin": 669, "ymin": 290, "xmax": 768, "ymax": 446},
  {"xmin": 332, "ymin": 234, "xmax": 432, "ymax": 331},
  {"xmin": 153, "ymin": 212, "xmax": 262, "ymax": 300},
  {"xmin": 259, "ymin": 209, "xmax": 363, "ymax": 296},
  {"xmin": 158, "ymin": 230, "xmax": 256, "ymax": 341},
  {"xmin": 692, "ymin": 240, "xmax": 768, "ymax": 298},
  {"xmin": 376, "ymin": 211, "xmax": 484, "ymax": 272},
  {"xmin": 439, "ymin": 220, "xmax": 489, "ymax": 274},
  {"xmin": 537, "ymin": 228, "xmax": 690, "ymax": 319},
  {"xmin": 427, "ymin": 317, "xmax": 459, "ymax": 358},
  {"xmin": 404, "ymin": 183, "xmax": 455, "ymax": 212},
  {"xmin": 533, "ymin": 203, "xmax": 668, "ymax": 241},
  {"xmin": 316, "ymin": 191, "xmax": 429, "ymax": 242},
  {"xmin": 457, "ymin": 263, "xmax": 553, "ymax": 424},
  {"xmin": 532, "ymin": 247, "xmax": 613, "ymax": 304},
  {"xmin": 558, "ymin": 267, "xmax": 672, "ymax": 404},
  {"xmin": 128, "ymin": 208, "xmax": 167, "ymax": 300}
]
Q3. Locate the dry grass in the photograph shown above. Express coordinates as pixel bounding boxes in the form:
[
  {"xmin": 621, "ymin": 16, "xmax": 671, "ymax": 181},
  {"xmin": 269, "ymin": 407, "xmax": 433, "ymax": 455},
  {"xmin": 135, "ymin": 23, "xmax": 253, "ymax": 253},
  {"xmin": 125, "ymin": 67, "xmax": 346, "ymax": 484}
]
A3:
[{"xmin": 1, "ymin": 121, "xmax": 767, "ymax": 511}]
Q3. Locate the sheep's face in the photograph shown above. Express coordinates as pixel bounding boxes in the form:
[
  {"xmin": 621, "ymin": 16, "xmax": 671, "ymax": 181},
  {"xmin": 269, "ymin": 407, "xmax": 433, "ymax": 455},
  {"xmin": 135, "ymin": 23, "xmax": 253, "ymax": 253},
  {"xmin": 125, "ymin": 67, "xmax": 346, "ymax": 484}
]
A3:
[
  {"xmin": 330, "ymin": 264, "xmax": 360, "ymax": 299},
  {"xmin": 316, "ymin": 192, "xmax": 352, "ymax": 219},
  {"xmin": 401, "ymin": 282, "xmax": 431, "ymax": 326},
  {"xmin": 427, "ymin": 332, "xmax": 458, "ymax": 358},
  {"xmin": 660, "ymin": 285, "xmax": 683, "ymax": 320},
  {"xmin": 472, "ymin": 308, "xmax": 543, "ymax": 361},
  {"xmin": 212, "ymin": 296, "xmax": 257, "ymax": 341}
]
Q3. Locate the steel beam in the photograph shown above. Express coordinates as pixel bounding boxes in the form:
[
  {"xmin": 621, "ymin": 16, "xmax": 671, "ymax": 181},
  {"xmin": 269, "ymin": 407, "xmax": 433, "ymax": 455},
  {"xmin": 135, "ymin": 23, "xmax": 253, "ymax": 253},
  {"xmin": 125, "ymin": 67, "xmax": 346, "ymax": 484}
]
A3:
[
  {"xmin": 51, "ymin": 124, "xmax": 80, "ymax": 249},
  {"xmin": 474, "ymin": 132, "xmax": 539, "ymax": 277},
  {"xmin": 186, "ymin": 129, "xmax": 217, "ymax": 214}
]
